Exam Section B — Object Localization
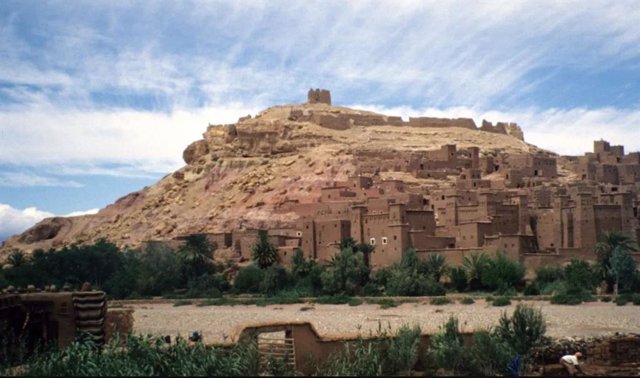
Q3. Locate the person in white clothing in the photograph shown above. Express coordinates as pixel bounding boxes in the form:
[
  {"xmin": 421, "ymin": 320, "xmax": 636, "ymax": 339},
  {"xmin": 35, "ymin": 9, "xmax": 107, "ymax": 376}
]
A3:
[{"xmin": 559, "ymin": 352, "xmax": 584, "ymax": 376}]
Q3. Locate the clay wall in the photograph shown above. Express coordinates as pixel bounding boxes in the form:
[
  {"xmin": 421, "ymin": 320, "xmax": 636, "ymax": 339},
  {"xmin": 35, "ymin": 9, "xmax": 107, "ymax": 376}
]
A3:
[
  {"xmin": 348, "ymin": 114, "xmax": 387, "ymax": 126},
  {"xmin": 320, "ymin": 186, "xmax": 357, "ymax": 202},
  {"xmin": 407, "ymin": 117, "xmax": 476, "ymax": 130},
  {"xmin": 314, "ymin": 219, "xmax": 351, "ymax": 261},
  {"xmin": 300, "ymin": 221, "xmax": 315, "ymax": 259},
  {"xmin": 455, "ymin": 222, "xmax": 492, "ymax": 248},
  {"xmin": 597, "ymin": 164, "xmax": 620, "ymax": 184},
  {"xmin": 532, "ymin": 208, "xmax": 558, "ymax": 251},
  {"xmin": 311, "ymin": 114, "xmax": 350, "ymax": 130},
  {"xmin": 593, "ymin": 204, "xmax": 623, "ymax": 237},
  {"xmin": 406, "ymin": 210, "xmax": 436, "ymax": 234},
  {"xmin": 410, "ymin": 232, "xmax": 456, "ymax": 250}
]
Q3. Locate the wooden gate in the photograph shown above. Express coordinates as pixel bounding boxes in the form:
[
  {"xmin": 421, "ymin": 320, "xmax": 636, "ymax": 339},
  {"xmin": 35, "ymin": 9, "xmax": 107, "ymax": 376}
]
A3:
[{"xmin": 257, "ymin": 331, "xmax": 296, "ymax": 373}]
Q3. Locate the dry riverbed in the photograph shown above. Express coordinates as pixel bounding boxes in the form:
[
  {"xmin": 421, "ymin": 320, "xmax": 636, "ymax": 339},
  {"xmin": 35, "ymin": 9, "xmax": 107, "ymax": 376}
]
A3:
[{"xmin": 126, "ymin": 299, "xmax": 640, "ymax": 345}]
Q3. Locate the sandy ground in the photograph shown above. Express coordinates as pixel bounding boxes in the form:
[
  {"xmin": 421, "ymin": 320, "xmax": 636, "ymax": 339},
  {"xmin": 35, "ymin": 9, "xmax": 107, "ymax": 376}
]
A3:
[{"xmin": 127, "ymin": 300, "xmax": 640, "ymax": 344}]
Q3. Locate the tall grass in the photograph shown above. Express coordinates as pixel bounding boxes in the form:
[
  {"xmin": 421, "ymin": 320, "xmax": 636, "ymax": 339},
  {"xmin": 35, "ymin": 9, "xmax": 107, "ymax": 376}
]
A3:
[{"xmin": 22, "ymin": 335, "xmax": 260, "ymax": 377}]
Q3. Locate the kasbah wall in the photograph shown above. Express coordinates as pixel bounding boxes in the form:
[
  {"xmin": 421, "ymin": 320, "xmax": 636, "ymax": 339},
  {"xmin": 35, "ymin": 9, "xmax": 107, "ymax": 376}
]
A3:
[{"xmin": 175, "ymin": 89, "xmax": 640, "ymax": 275}]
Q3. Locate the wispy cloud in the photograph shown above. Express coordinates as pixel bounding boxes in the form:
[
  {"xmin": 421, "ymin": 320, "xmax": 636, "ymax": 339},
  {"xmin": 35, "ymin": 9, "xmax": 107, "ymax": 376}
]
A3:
[
  {"xmin": 0, "ymin": 0, "xmax": 638, "ymax": 179},
  {"xmin": 0, "ymin": 172, "xmax": 83, "ymax": 188}
]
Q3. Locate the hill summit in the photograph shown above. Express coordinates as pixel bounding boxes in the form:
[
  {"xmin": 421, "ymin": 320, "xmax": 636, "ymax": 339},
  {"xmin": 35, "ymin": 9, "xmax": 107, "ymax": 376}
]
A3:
[{"xmin": 3, "ymin": 89, "xmax": 638, "ymax": 272}]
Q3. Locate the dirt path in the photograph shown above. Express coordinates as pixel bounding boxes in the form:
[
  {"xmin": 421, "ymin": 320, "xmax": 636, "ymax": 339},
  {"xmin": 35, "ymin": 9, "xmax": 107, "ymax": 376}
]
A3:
[{"xmin": 127, "ymin": 300, "xmax": 640, "ymax": 344}]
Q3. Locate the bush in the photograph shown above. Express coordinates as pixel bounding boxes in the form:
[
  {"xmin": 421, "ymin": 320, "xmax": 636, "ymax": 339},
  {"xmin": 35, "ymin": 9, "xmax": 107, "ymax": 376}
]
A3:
[
  {"xmin": 494, "ymin": 304, "xmax": 547, "ymax": 357},
  {"xmin": 615, "ymin": 295, "xmax": 630, "ymax": 306},
  {"xmin": 449, "ymin": 267, "xmax": 468, "ymax": 292},
  {"xmin": 534, "ymin": 266, "xmax": 565, "ymax": 285},
  {"xmin": 23, "ymin": 334, "xmax": 260, "ymax": 376},
  {"xmin": 187, "ymin": 273, "xmax": 229, "ymax": 298},
  {"xmin": 319, "ymin": 338, "xmax": 384, "ymax": 376},
  {"xmin": 492, "ymin": 296, "xmax": 511, "ymax": 307},
  {"xmin": 427, "ymin": 317, "xmax": 465, "ymax": 373},
  {"xmin": 550, "ymin": 292, "xmax": 588, "ymax": 305},
  {"xmin": 600, "ymin": 296, "xmax": 612, "ymax": 302},
  {"xmin": 315, "ymin": 295, "xmax": 352, "ymax": 305},
  {"xmin": 467, "ymin": 330, "xmax": 514, "ymax": 376},
  {"xmin": 385, "ymin": 267, "xmax": 445, "ymax": 296},
  {"xmin": 460, "ymin": 297, "xmax": 475, "ymax": 305},
  {"xmin": 321, "ymin": 248, "xmax": 370, "ymax": 295},
  {"xmin": 564, "ymin": 259, "xmax": 597, "ymax": 293},
  {"xmin": 480, "ymin": 253, "xmax": 525, "ymax": 292},
  {"xmin": 430, "ymin": 297, "xmax": 452, "ymax": 306},
  {"xmin": 632, "ymin": 293, "xmax": 640, "ymax": 305},
  {"xmin": 173, "ymin": 300, "xmax": 192, "ymax": 307},
  {"xmin": 348, "ymin": 298, "xmax": 363, "ymax": 306},
  {"xmin": 523, "ymin": 283, "xmax": 540, "ymax": 296},
  {"xmin": 371, "ymin": 298, "xmax": 398, "ymax": 309},
  {"xmin": 385, "ymin": 324, "xmax": 422, "ymax": 375},
  {"xmin": 233, "ymin": 265, "xmax": 264, "ymax": 293},
  {"xmin": 260, "ymin": 264, "xmax": 291, "ymax": 295}
]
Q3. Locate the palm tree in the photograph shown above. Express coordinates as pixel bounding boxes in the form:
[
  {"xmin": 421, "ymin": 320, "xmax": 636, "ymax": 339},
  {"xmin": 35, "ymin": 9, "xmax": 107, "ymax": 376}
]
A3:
[
  {"xmin": 178, "ymin": 234, "xmax": 216, "ymax": 277},
  {"xmin": 7, "ymin": 250, "xmax": 27, "ymax": 267},
  {"xmin": 252, "ymin": 231, "xmax": 279, "ymax": 269},
  {"xmin": 423, "ymin": 254, "xmax": 448, "ymax": 283},
  {"xmin": 356, "ymin": 242, "xmax": 375, "ymax": 268},
  {"xmin": 594, "ymin": 232, "xmax": 638, "ymax": 290},
  {"xmin": 462, "ymin": 252, "xmax": 489, "ymax": 291}
]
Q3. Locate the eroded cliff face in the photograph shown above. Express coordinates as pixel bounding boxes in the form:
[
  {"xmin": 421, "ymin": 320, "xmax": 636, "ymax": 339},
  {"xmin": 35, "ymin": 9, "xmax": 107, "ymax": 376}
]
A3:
[{"xmin": 0, "ymin": 102, "xmax": 547, "ymax": 254}]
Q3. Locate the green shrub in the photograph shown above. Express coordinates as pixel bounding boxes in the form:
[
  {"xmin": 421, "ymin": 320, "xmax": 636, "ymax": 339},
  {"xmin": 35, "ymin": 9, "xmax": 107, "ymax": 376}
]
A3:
[
  {"xmin": 523, "ymin": 283, "xmax": 540, "ymax": 296},
  {"xmin": 540, "ymin": 280, "xmax": 568, "ymax": 295},
  {"xmin": 467, "ymin": 330, "xmax": 514, "ymax": 376},
  {"xmin": 550, "ymin": 290, "xmax": 593, "ymax": 305},
  {"xmin": 615, "ymin": 295, "xmax": 630, "ymax": 306},
  {"xmin": 460, "ymin": 297, "xmax": 475, "ymax": 305},
  {"xmin": 564, "ymin": 259, "xmax": 597, "ymax": 293},
  {"xmin": 233, "ymin": 265, "xmax": 264, "ymax": 293},
  {"xmin": 494, "ymin": 304, "xmax": 547, "ymax": 357},
  {"xmin": 197, "ymin": 298, "xmax": 226, "ymax": 307},
  {"xmin": 534, "ymin": 266, "xmax": 565, "ymax": 285},
  {"xmin": 319, "ymin": 338, "xmax": 384, "ymax": 376},
  {"xmin": 371, "ymin": 298, "xmax": 398, "ymax": 309},
  {"xmin": 492, "ymin": 297, "xmax": 511, "ymax": 307},
  {"xmin": 632, "ymin": 293, "xmax": 640, "ymax": 305},
  {"xmin": 315, "ymin": 295, "xmax": 352, "ymax": 305},
  {"xmin": 448, "ymin": 267, "xmax": 468, "ymax": 292},
  {"xmin": 173, "ymin": 300, "xmax": 192, "ymax": 307},
  {"xmin": 348, "ymin": 298, "xmax": 363, "ymax": 306},
  {"xmin": 321, "ymin": 248, "xmax": 370, "ymax": 295},
  {"xmin": 485, "ymin": 295, "xmax": 495, "ymax": 302},
  {"xmin": 186, "ymin": 273, "xmax": 228, "ymax": 298},
  {"xmin": 23, "ymin": 334, "xmax": 260, "ymax": 376},
  {"xmin": 427, "ymin": 317, "xmax": 465, "ymax": 373},
  {"xmin": 600, "ymin": 296, "xmax": 612, "ymax": 302},
  {"xmin": 430, "ymin": 297, "xmax": 452, "ymax": 306},
  {"xmin": 384, "ymin": 268, "xmax": 445, "ymax": 296},
  {"xmin": 260, "ymin": 264, "xmax": 291, "ymax": 295},
  {"xmin": 385, "ymin": 324, "xmax": 422, "ymax": 375},
  {"xmin": 480, "ymin": 253, "xmax": 525, "ymax": 292}
]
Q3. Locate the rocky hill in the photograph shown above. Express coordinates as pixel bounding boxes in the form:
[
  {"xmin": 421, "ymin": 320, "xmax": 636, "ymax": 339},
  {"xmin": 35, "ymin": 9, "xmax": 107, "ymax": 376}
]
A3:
[{"xmin": 0, "ymin": 93, "xmax": 561, "ymax": 255}]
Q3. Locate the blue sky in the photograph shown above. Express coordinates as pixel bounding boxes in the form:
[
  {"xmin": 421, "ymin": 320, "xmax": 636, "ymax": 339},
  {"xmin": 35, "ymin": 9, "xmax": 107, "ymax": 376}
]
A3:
[{"xmin": 1, "ymin": 0, "xmax": 639, "ymax": 241}]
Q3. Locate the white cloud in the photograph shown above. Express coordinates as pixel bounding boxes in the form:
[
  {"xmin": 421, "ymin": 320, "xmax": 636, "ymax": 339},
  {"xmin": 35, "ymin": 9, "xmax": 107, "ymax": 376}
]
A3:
[
  {"xmin": 0, "ymin": 1, "xmax": 638, "ymax": 177},
  {"xmin": 0, "ymin": 204, "xmax": 53, "ymax": 242},
  {"xmin": 352, "ymin": 103, "xmax": 640, "ymax": 156},
  {"xmin": 65, "ymin": 208, "xmax": 99, "ymax": 217},
  {"xmin": 0, "ymin": 103, "xmax": 262, "ymax": 177},
  {"xmin": 0, "ymin": 172, "xmax": 83, "ymax": 188}
]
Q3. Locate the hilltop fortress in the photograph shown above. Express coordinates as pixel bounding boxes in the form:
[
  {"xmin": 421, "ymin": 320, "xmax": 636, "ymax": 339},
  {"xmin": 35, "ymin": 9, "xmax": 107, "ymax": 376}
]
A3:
[{"xmin": 3, "ymin": 89, "xmax": 639, "ymax": 273}]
